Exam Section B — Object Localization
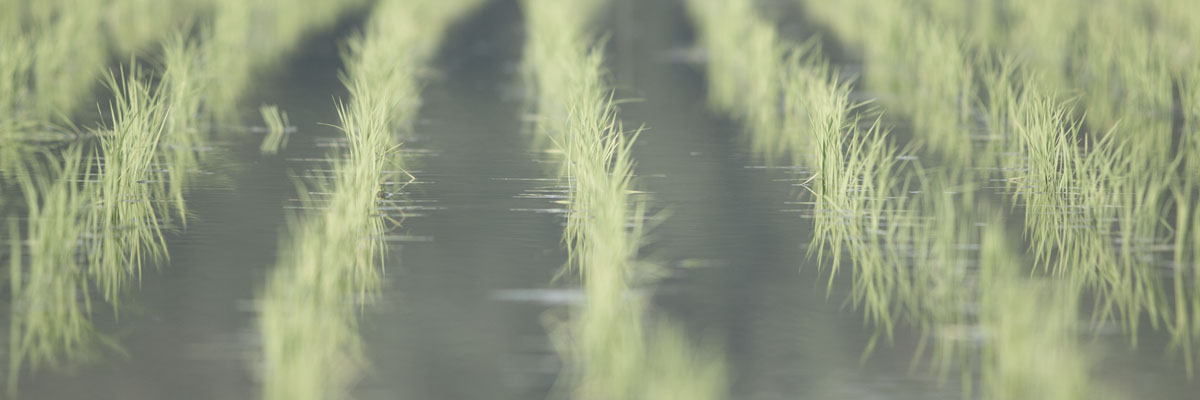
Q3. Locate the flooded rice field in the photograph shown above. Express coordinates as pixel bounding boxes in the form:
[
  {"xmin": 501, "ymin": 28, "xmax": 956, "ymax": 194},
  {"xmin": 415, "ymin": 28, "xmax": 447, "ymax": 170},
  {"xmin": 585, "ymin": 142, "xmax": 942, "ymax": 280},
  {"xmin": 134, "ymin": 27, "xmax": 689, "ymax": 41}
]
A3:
[{"xmin": 2, "ymin": 0, "xmax": 1200, "ymax": 399}]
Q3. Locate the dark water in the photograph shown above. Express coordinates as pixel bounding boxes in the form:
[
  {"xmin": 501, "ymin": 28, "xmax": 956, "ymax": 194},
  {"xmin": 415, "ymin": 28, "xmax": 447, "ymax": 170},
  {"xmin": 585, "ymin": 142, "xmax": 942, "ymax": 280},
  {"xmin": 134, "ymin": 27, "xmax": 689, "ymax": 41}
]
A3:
[{"xmin": 3, "ymin": 0, "xmax": 1199, "ymax": 399}]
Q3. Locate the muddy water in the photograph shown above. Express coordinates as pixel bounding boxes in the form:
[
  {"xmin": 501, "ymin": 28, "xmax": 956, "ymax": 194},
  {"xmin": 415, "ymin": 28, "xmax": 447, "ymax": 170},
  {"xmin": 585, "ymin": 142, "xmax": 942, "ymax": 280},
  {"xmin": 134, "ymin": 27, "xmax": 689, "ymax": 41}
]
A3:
[{"xmin": 3, "ymin": 0, "xmax": 1200, "ymax": 399}]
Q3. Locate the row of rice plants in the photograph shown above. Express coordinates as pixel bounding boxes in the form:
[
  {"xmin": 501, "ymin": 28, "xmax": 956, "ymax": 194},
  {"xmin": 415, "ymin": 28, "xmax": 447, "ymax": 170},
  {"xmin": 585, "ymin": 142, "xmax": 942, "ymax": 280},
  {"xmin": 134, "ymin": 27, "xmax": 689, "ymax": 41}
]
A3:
[
  {"xmin": 684, "ymin": 1, "xmax": 1100, "ymax": 397},
  {"xmin": 799, "ymin": 0, "xmax": 1200, "ymax": 373},
  {"xmin": 256, "ymin": 1, "xmax": 484, "ymax": 399},
  {"xmin": 931, "ymin": 0, "xmax": 1200, "ymax": 373},
  {"xmin": 520, "ymin": 0, "xmax": 726, "ymax": 398},
  {"xmin": 685, "ymin": 0, "xmax": 909, "ymax": 344}
]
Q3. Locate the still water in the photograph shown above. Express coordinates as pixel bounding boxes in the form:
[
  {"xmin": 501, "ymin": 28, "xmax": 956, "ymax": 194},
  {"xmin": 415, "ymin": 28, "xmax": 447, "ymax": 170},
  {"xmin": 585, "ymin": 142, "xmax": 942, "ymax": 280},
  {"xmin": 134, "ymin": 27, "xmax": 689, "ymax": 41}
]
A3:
[{"xmin": 3, "ymin": 0, "xmax": 1198, "ymax": 399}]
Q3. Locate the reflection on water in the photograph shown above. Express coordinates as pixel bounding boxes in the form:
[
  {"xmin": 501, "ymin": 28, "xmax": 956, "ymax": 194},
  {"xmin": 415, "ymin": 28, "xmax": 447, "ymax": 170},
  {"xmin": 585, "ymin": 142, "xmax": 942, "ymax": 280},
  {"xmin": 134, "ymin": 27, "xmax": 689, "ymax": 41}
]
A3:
[
  {"xmin": 978, "ymin": 216, "xmax": 1093, "ymax": 400},
  {"xmin": 258, "ymin": 173, "xmax": 388, "ymax": 400},
  {"xmin": 7, "ymin": 146, "xmax": 107, "ymax": 393}
]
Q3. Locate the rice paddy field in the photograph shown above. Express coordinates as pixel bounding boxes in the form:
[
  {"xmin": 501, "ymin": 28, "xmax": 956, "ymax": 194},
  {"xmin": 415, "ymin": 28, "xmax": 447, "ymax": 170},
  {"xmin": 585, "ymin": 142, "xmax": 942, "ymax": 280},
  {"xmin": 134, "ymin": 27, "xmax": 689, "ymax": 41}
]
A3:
[{"xmin": 2, "ymin": 0, "xmax": 1200, "ymax": 398}]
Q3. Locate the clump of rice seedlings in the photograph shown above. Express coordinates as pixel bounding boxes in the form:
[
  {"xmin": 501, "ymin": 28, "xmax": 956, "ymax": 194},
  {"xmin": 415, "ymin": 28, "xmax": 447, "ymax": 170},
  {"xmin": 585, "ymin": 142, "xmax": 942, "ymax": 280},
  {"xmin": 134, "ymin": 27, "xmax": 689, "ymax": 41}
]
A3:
[
  {"xmin": 6, "ymin": 146, "xmax": 106, "ymax": 395},
  {"xmin": 86, "ymin": 65, "xmax": 171, "ymax": 302},
  {"xmin": 258, "ymin": 105, "xmax": 292, "ymax": 155},
  {"xmin": 258, "ymin": 1, "xmax": 483, "ymax": 398}
]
